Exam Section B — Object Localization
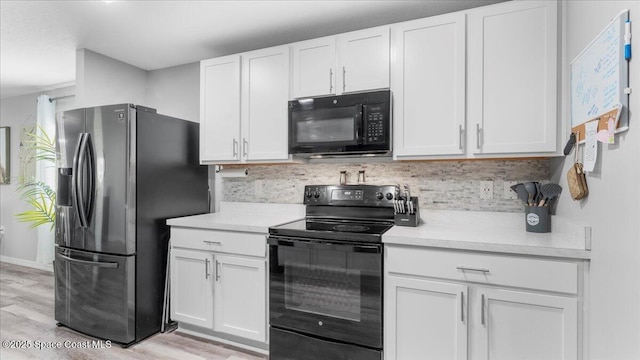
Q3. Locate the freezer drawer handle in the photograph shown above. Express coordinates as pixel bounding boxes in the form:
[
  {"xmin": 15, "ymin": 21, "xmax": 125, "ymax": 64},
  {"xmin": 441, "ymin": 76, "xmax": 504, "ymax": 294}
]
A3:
[{"xmin": 58, "ymin": 254, "xmax": 119, "ymax": 268}]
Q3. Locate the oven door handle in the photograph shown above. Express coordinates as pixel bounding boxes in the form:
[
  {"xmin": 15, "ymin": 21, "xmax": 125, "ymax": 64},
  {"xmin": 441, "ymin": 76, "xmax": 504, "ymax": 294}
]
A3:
[{"xmin": 267, "ymin": 237, "xmax": 381, "ymax": 254}]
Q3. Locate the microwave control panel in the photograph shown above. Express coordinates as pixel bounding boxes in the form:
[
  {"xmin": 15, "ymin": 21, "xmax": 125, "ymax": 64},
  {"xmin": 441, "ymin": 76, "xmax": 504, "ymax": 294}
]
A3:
[{"xmin": 364, "ymin": 104, "xmax": 385, "ymax": 144}]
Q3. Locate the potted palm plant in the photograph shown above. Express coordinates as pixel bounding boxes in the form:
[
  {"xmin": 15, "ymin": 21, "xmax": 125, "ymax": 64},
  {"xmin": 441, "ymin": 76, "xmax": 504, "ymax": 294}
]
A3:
[{"xmin": 15, "ymin": 125, "xmax": 56, "ymax": 230}]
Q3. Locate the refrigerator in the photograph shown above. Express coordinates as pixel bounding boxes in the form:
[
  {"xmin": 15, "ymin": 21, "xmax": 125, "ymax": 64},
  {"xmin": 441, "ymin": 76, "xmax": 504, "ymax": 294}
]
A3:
[{"xmin": 54, "ymin": 104, "xmax": 209, "ymax": 346}]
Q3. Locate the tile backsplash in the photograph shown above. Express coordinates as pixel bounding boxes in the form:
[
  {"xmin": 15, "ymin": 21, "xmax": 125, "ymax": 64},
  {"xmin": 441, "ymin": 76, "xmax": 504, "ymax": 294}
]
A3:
[{"xmin": 222, "ymin": 159, "xmax": 549, "ymax": 212}]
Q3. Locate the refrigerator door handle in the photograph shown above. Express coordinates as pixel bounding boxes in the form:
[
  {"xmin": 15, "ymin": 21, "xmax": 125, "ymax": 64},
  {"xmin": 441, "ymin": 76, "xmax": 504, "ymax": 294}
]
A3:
[
  {"xmin": 72, "ymin": 133, "xmax": 87, "ymax": 227},
  {"xmin": 58, "ymin": 253, "xmax": 119, "ymax": 268},
  {"xmin": 84, "ymin": 133, "xmax": 96, "ymax": 222},
  {"xmin": 75, "ymin": 133, "xmax": 90, "ymax": 227}
]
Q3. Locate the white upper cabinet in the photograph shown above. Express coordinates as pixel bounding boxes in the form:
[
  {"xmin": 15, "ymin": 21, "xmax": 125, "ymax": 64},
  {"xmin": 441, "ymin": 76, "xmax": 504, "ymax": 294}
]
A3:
[
  {"xmin": 200, "ymin": 55, "xmax": 241, "ymax": 163},
  {"xmin": 200, "ymin": 46, "xmax": 290, "ymax": 164},
  {"xmin": 391, "ymin": 13, "xmax": 466, "ymax": 158},
  {"xmin": 468, "ymin": 0, "xmax": 558, "ymax": 155},
  {"xmin": 337, "ymin": 27, "xmax": 390, "ymax": 94},
  {"xmin": 241, "ymin": 45, "xmax": 290, "ymax": 161},
  {"xmin": 291, "ymin": 27, "xmax": 390, "ymax": 98},
  {"xmin": 291, "ymin": 37, "xmax": 336, "ymax": 98}
]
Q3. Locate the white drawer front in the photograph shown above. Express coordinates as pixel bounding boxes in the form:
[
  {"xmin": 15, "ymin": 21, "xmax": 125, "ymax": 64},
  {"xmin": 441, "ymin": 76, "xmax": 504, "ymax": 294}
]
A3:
[
  {"xmin": 386, "ymin": 246, "xmax": 578, "ymax": 294},
  {"xmin": 171, "ymin": 227, "xmax": 266, "ymax": 258}
]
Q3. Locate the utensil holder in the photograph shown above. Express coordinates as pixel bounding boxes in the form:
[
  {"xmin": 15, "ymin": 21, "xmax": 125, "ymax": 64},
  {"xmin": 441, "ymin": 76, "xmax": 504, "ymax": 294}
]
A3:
[
  {"xmin": 525, "ymin": 206, "xmax": 550, "ymax": 233},
  {"xmin": 394, "ymin": 197, "xmax": 420, "ymax": 227}
]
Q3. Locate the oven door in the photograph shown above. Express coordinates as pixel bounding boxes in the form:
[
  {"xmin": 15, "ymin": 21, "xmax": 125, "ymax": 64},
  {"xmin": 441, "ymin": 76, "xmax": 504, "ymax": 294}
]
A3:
[{"xmin": 268, "ymin": 236, "xmax": 382, "ymax": 349}]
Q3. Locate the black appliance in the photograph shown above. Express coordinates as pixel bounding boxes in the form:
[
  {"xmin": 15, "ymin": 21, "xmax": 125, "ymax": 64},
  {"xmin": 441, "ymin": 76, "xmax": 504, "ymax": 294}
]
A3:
[
  {"xmin": 268, "ymin": 184, "xmax": 397, "ymax": 360},
  {"xmin": 288, "ymin": 90, "xmax": 391, "ymax": 158},
  {"xmin": 54, "ymin": 104, "xmax": 209, "ymax": 346}
]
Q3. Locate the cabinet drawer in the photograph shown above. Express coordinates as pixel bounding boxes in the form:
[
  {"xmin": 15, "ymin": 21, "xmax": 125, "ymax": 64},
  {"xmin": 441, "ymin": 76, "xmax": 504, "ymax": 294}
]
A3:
[
  {"xmin": 171, "ymin": 227, "xmax": 266, "ymax": 258},
  {"xmin": 386, "ymin": 246, "xmax": 578, "ymax": 294}
]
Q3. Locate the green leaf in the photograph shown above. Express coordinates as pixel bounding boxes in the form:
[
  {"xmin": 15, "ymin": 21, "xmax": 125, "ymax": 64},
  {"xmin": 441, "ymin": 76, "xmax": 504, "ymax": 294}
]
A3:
[{"xmin": 14, "ymin": 125, "xmax": 57, "ymax": 230}]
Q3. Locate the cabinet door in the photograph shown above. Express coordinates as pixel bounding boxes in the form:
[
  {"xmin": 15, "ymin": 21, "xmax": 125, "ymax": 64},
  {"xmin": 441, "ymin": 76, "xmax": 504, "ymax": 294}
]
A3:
[
  {"xmin": 473, "ymin": 287, "xmax": 577, "ymax": 360},
  {"xmin": 241, "ymin": 46, "xmax": 290, "ymax": 161},
  {"xmin": 337, "ymin": 27, "xmax": 390, "ymax": 93},
  {"xmin": 385, "ymin": 275, "xmax": 468, "ymax": 360},
  {"xmin": 200, "ymin": 55, "xmax": 241, "ymax": 162},
  {"xmin": 392, "ymin": 13, "xmax": 466, "ymax": 158},
  {"xmin": 292, "ymin": 37, "xmax": 336, "ymax": 98},
  {"xmin": 468, "ymin": 1, "xmax": 557, "ymax": 154},
  {"xmin": 213, "ymin": 254, "xmax": 267, "ymax": 342},
  {"xmin": 170, "ymin": 248, "xmax": 214, "ymax": 328}
]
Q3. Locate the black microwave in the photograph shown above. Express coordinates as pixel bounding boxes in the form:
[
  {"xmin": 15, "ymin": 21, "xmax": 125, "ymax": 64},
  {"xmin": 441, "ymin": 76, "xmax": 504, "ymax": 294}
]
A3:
[{"xmin": 289, "ymin": 90, "xmax": 391, "ymax": 157}]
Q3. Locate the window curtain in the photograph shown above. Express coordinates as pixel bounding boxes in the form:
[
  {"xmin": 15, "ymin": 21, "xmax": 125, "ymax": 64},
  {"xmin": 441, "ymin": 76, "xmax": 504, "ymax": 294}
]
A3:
[{"xmin": 35, "ymin": 95, "xmax": 56, "ymax": 264}]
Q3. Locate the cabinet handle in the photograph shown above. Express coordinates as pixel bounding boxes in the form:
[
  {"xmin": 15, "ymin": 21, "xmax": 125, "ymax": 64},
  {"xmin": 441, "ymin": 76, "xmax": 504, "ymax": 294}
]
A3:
[
  {"xmin": 205, "ymin": 258, "xmax": 210, "ymax": 279},
  {"xmin": 329, "ymin": 68, "xmax": 334, "ymax": 93},
  {"xmin": 342, "ymin": 66, "xmax": 346, "ymax": 92},
  {"xmin": 460, "ymin": 291, "xmax": 465, "ymax": 323},
  {"xmin": 481, "ymin": 294, "xmax": 486, "ymax": 326},
  {"xmin": 233, "ymin": 139, "xmax": 238, "ymax": 158},
  {"xmin": 242, "ymin": 138, "xmax": 248, "ymax": 157},
  {"xmin": 459, "ymin": 125, "xmax": 464, "ymax": 150},
  {"xmin": 456, "ymin": 266, "xmax": 490, "ymax": 274},
  {"xmin": 476, "ymin": 124, "xmax": 482, "ymax": 150},
  {"xmin": 203, "ymin": 240, "xmax": 222, "ymax": 246},
  {"xmin": 215, "ymin": 260, "xmax": 221, "ymax": 281}
]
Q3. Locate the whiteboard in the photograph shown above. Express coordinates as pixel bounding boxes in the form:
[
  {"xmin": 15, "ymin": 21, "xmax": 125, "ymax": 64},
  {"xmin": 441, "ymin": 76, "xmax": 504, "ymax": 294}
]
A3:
[{"xmin": 571, "ymin": 9, "xmax": 629, "ymax": 131}]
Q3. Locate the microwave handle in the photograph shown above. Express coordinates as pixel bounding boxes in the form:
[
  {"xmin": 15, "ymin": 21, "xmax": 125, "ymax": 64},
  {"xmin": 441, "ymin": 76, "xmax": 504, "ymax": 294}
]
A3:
[{"xmin": 355, "ymin": 104, "xmax": 364, "ymax": 144}]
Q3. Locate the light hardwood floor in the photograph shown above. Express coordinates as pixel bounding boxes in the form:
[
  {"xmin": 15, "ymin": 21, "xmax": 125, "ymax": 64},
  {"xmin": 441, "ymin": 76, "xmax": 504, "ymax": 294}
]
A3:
[{"xmin": 0, "ymin": 262, "xmax": 268, "ymax": 360}]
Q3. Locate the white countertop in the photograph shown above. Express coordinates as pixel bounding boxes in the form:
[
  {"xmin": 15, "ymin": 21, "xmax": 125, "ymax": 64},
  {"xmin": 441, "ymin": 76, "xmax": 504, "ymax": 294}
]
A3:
[
  {"xmin": 168, "ymin": 203, "xmax": 591, "ymax": 260},
  {"xmin": 383, "ymin": 210, "xmax": 591, "ymax": 260},
  {"xmin": 167, "ymin": 202, "xmax": 305, "ymax": 233}
]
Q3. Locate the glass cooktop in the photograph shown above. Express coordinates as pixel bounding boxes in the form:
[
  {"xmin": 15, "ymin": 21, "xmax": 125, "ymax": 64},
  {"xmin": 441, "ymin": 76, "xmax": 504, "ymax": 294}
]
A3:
[{"xmin": 269, "ymin": 218, "xmax": 394, "ymax": 243}]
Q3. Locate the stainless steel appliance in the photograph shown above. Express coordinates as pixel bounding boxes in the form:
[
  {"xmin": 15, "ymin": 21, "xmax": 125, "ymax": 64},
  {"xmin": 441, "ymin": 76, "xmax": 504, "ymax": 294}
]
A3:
[
  {"xmin": 54, "ymin": 104, "xmax": 208, "ymax": 346},
  {"xmin": 288, "ymin": 90, "xmax": 391, "ymax": 158},
  {"xmin": 268, "ymin": 184, "xmax": 397, "ymax": 360}
]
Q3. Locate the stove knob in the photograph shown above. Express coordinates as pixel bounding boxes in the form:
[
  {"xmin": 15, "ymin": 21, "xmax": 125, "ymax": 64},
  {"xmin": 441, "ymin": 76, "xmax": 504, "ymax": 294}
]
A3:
[
  {"xmin": 386, "ymin": 193, "xmax": 393, "ymax": 200},
  {"xmin": 376, "ymin": 192, "xmax": 384, "ymax": 200},
  {"xmin": 314, "ymin": 191, "xmax": 321, "ymax": 199},
  {"xmin": 306, "ymin": 191, "xmax": 312, "ymax": 199}
]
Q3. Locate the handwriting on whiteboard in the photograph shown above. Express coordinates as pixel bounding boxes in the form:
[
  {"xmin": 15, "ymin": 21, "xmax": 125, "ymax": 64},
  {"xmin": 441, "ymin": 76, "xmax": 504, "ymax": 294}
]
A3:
[{"xmin": 571, "ymin": 21, "xmax": 621, "ymax": 126}]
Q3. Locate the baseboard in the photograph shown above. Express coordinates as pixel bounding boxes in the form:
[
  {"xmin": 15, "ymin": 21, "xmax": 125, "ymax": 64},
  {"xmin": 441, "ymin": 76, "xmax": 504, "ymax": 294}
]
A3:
[
  {"xmin": 175, "ymin": 327, "xmax": 268, "ymax": 355},
  {"xmin": 0, "ymin": 255, "xmax": 54, "ymax": 272}
]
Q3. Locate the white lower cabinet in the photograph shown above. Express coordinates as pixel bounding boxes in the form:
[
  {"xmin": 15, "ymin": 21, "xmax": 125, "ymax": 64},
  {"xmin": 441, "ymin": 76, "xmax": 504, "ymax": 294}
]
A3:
[
  {"xmin": 213, "ymin": 254, "xmax": 266, "ymax": 342},
  {"xmin": 472, "ymin": 287, "xmax": 577, "ymax": 360},
  {"xmin": 385, "ymin": 246, "xmax": 583, "ymax": 360},
  {"xmin": 170, "ymin": 228, "xmax": 267, "ymax": 345},
  {"xmin": 170, "ymin": 249, "xmax": 214, "ymax": 328},
  {"xmin": 385, "ymin": 276, "xmax": 468, "ymax": 360}
]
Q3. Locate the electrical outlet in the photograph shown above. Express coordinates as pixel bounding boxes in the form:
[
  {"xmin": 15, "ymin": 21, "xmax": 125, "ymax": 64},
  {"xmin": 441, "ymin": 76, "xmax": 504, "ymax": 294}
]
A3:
[
  {"xmin": 504, "ymin": 181, "xmax": 518, "ymax": 200},
  {"xmin": 479, "ymin": 181, "xmax": 494, "ymax": 200}
]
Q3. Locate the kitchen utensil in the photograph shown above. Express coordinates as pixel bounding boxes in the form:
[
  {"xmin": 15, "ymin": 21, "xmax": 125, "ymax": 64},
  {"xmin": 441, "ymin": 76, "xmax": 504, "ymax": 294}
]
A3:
[
  {"xmin": 404, "ymin": 184, "xmax": 413, "ymax": 214},
  {"xmin": 511, "ymin": 184, "xmax": 530, "ymax": 205},
  {"xmin": 538, "ymin": 183, "xmax": 563, "ymax": 206},
  {"xmin": 535, "ymin": 182, "xmax": 542, "ymax": 204},
  {"xmin": 524, "ymin": 182, "xmax": 537, "ymax": 206}
]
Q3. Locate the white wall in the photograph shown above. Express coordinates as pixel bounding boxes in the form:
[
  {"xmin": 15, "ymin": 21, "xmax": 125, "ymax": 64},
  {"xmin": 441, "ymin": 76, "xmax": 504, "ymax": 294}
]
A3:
[
  {"xmin": 76, "ymin": 49, "xmax": 199, "ymax": 121},
  {"xmin": 147, "ymin": 62, "xmax": 200, "ymax": 122},
  {"xmin": 0, "ymin": 87, "xmax": 76, "ymax": 264},
  {"xmin": 553, "ymin": 1, "xmax": 640, "ymax": 359},
  {"xmin": 76, "ymin": 48, "xmax": 147, "ymax": 108}
]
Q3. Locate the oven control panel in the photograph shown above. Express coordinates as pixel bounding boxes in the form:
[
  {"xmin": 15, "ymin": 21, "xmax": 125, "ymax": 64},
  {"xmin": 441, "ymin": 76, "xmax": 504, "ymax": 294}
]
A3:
[{"xmin": 304, "ymin": 185, "xmax": 396, "ymax": 207}]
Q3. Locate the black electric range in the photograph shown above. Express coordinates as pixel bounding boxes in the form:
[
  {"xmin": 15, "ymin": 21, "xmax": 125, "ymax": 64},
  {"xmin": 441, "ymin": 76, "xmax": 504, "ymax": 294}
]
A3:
[
  {"xmin": 268, "ymin": 184, "xmax": 398, "ymax": 360},
  {"xmin": 269, "ymin": 184, "xmax": 397, "ymax": 243}
]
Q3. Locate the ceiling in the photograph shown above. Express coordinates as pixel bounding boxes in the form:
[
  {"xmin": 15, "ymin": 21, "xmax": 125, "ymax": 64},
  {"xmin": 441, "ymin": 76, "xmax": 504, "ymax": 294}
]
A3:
[{"xmin": 0, "ymin": 0, "xmax": 505, "ymax": 99}]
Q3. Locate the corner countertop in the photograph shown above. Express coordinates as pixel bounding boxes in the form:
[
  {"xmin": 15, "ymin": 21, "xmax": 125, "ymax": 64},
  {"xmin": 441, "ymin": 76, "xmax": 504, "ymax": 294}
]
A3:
[
  {"xmin": 167, "ymin": 202, "xmax": 305, "ymax": 234},
  {"xmin": 383, "ymin": 210, "xmax": 591, "ymax": 260}
]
